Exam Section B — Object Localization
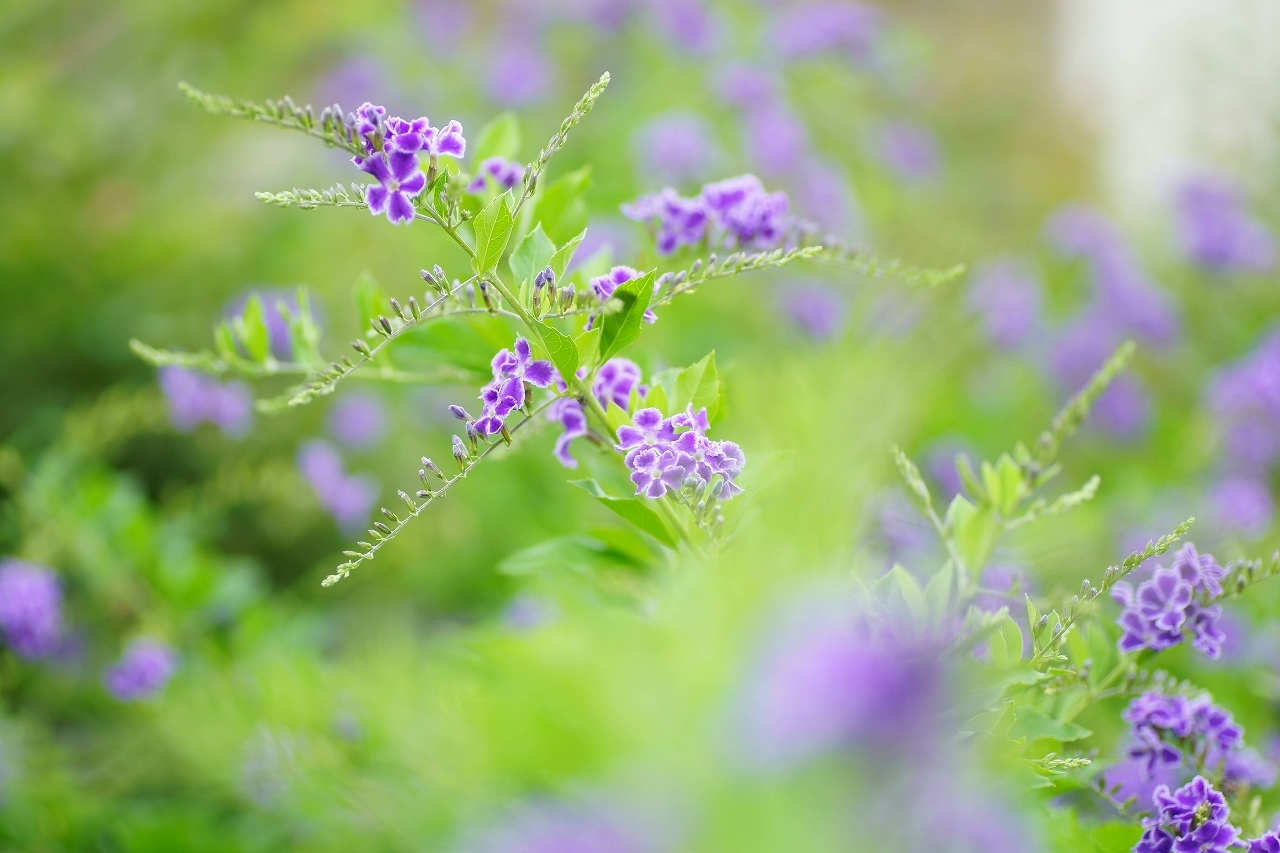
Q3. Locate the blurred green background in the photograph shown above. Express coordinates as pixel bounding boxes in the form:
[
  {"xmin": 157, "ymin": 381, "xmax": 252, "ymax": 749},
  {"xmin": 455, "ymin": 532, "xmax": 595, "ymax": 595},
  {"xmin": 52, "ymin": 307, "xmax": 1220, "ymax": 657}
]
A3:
[{"xmin": 2, "ymin": 0, "xmax": 1279, "ymax": 849}]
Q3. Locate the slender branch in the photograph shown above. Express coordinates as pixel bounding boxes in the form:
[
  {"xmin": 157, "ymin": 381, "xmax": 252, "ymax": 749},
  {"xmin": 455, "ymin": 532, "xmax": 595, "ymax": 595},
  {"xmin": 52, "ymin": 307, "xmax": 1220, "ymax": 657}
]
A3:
[
  {"xmin": 323, "ymin": 398, "xmax": 557, "ymax": 586},
  {"xmin": 180, "ymin": 82, "xmax": 362, "ymax": 156},
  {"xmin": 512, "ymin": 72, "xmax": 611, "ymax": 219}
]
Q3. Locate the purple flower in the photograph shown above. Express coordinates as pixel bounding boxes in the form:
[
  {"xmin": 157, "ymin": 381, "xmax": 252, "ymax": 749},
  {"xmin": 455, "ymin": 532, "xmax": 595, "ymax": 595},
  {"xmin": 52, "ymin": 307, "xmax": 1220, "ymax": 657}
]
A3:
[
  {"xmin": 700, "ymin": 174, "xmax": 791, "ymax": 249},
  {"xmin": 1169, "ymin": 543, "xmax": 1227, "ymax": 597},
  {"xmin": 648, "ymin": 0, "xmax": 717, "ymax": 53},
  {"xmin": 354, "ymin": 102, "xmax": 387, "ymax": 155},
  {"xmin": 1114, "ymin": 559, "xmax": 1223, "ymax": 656},
  {"xmin": 297, "ymin": 440, "xmax": 378, "ymax": 531},
  {"xmin": 1248, "ymin": 832, "xmax": 1280, "ymax": 853},
  {"xmin": 773, "ymin": 1, "xmax": 884, "ymax": 62},
  {"xmin": 621, "ymin": 189, "xmax": 708, "ymax": 255},
  {"xmin": 159, "ymin": 367, "xmax": 253, "ymax": 437},
  {"xmin": 742, "ymin": 105, "xmax": 809, "ymax": 178},
  {"xmin": 778, "ymin": 281, "xmax": 847, "ymax": 341},
  {"xmin": 0, "ymin": 560, "xmax": 63, "ymax": 660},
  {"xmin": 1211, "ymin": 476, "xmax": 1274, "ymax": 536},
  {"xmin": 794, "ymin": 157, "xmax": 859, "ymax": 236},
  {"xmin": 1047, "ymin": 312, "xmax": 1151, "ymax": 440},
  {"xmin": 587, "ymin": 266, "xmax": 660, "ymax": 328},
  {"xmin": 871, "ymin": 121, "xmax": 942, "ymax": 183},
  {"xmin": 1143, "ymin": 776, "xmax": 1240, "ymax": 853},
  {"xmin": 713, "ymin": 64, "xmax": 780, "ymax": 110},
  {"xmin": 354, "ymin": 150, "xmax": 426, "ymax": 225},
  {"xmin": 1174, "ymin": 173, "xmax": 1276, "ymax": 273},
  {"xmin": 384, "ymin": 114, "xmax": 465, "ymax": 158},
  {"xmin": 327, "ymin": 392, "xmax": 388, "ymax": 449},
  {"xmin": 487, "ymin": 42, "xmax": 554, "ymax": 106},
  {"xmin": 1208, "ymin": 330, "xmax": 1280, "ymax": 468},
  {"xmin": 102, "ymin": 639, "xmax": 177, "ymax": 702},
  {"xmin": 967, "ymin": 258, "xmax": 1043, "ymax": 349},
  {"xmin": 627, "ymin": 446, "xmax": 690, "ymax": 498},
  {"xmin": 1225, "ymin": 748, "xmax": 1277, "ymax": 791},
  {"xmin": 546, "ymin": 398, "xmax": 588, "ymax": 468},
  {"xmin": 592, "ymin": 358, "xmax": 646, "ymax": 410},
  {"xmin": 633, "ymin": 113, "xmax": 718, "ymax": 187},
  {"xmin": 467, "ymin": 157, "xmax": 524, "ymax": 193},
  {"xmin": 738, "ymin": 603, "xmax": 940, "ymax": 767},
  {"xmin": 465, "ymin": 801, "xmax": 653, "ymax": 853},
  {"xmin": 615, "ymin": 408, "xmax": 676, "ymax": 460},
  {"xmin": 477, "ymin": 338, "xmax": 556, "ymax": 436}
]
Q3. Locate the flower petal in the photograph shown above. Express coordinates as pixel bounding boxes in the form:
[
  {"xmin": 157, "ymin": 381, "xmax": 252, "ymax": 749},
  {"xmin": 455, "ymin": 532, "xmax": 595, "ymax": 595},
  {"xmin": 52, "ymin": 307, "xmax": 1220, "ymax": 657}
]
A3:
[{"xmin": 386, "ymin": 191, "xmax": 415, "ymax": 224}]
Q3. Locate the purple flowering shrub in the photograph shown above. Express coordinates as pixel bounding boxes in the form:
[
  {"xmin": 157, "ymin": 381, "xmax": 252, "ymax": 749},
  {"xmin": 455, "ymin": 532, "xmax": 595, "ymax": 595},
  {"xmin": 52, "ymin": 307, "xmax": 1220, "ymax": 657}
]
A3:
[{"xmin": 134, "ymin": 75, "xmax": 960, "ymax": 588}]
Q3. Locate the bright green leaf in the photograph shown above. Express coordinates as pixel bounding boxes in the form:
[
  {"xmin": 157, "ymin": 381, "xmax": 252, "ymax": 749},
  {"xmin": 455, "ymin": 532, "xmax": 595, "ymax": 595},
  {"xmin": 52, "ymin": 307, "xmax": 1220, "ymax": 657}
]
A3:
[
  {"xmin": 569, "ymin": 479, "xmax": 678, "ymax": 548},
  {"xmin": 530, "ymin": 166, "xmax": 590, "ymax": 245},
  {"xmin": 598, "ymin": 270, "xmax": 656, "ymax": 361},
  {"xmin": 472, "ymin": 191, "xmax": 514, "ymax": 274},
  {"xmin": 874, "ymin": 565, "xmax": 928, "ymax": 631},
  {"xmin": 672, "ymin": 352, "xmax": 722, "ymax": 422},
  {"xmin": 535, "ymin": 322, "xmax": 577, "ymax": 381},
  {"xmin": 549, "ymin": 229, "xmax": 587, "ymax": 283},
  {"xmin": 509, "ymin": 223, "xmax": 556, "ymax": 289},
  {"xmin": 234, "ymin": 295, "xmax": 270, "ymax": 362},
  {"xmin": 925, "ymin": 562, "xmax": 954, "ymax": 626},
  {"xmin": 473, "ymin": 112, "xmax": 521, "ymax": 164}
]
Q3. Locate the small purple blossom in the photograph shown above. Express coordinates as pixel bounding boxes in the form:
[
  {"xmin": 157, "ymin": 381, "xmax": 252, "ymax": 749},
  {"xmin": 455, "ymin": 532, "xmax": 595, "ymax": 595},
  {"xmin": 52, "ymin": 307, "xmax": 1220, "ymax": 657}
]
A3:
[
  {"xmin": 354, "ymin": 102, "xmax": 387, "ymax": 155},
  {"xmin": 546, "ymin": 398, "xmax": 588, "ymax": 468},
  {"xmin": 159, "ymin": 367, "xmax": 252, "ymax": 437},
  {"xmin": 467, "ymin": 157, "xmax": 524, "ymax": 193},
  {"xmin": 1248, "ymin": 832, "xmax": 1280, "ymax": 853},
  {"xmin": 297, "ymin": 440, "xmax": 378, "ymax": 531},
  {"xmin": 621, "ymin": 189, "xmax": 708, "ymax": 255},
  {"xmin": 1174, "ymin": 173, "xmax": 1276, "ymax": 273},
  {"xmin": 615, "ymin": 405, "xmax": 745, "ymax": 501},
  {"xmin": 871, "ymin": 121, "xmax": 942, "ymax": 183},
  {"xmin": 615, "ymin": 407, "xmax": 676, "ymax": 461},
  {"xmin": 592, "ymin": 358, "xmax": 646, "ymax": 410},
  {"xmin": 476, "ymin": 338, "xmax": 556, "ymax": 436},
  {"xmin": 773, "ymin": 1, "xmax": 884, "ymax": 63},
  {"xmin": 327, "ymin": 392, "xmax": 388, "ymax": 449},
  {"xmin": 0, "ymin": 560, "xmax": 63, "ymax": 660},
  {"xmin": 102, "ymin": 639, "xmax": 177, "ymax": 702},
  {"xmin": 627, "ymin": 446, "xmax": 690, "ymax": 498},
  {"xmin": 967, "ymin": 258, "xmax": 1043, "ymax": 349},
  {"xmin": 354, "ymin": 150, "xmax": 426, "ymax": 225},
  {"xmin": 1140, "ymin": 776, "xmax": 1240, "ymax": 853},
  {"xmin": 701, "ymin": 174, "xmax": 791, "ymax": 249},
  {"xmin": 1169, "ymin": 543, "xmax": 1227, "ymax": 597},
  {"xmin": 1113, "ymin": 544, "xmax": 1228, "ymax": 659},
  {"xmin": 1211, "ymin": 476, "xmax": 1274, "ymax": 536},
  {"xmin": 633, "ymin": 113, "xmax": 718, "ymax": 187}
]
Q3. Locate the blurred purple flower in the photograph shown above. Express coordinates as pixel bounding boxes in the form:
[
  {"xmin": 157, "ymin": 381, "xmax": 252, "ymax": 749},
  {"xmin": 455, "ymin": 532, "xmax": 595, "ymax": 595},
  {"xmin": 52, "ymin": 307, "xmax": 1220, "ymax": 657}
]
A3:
[
  {"xmin": 738, "ymin": 603, "xmax": 940, "ymax": 767},
  {"xmin": 312, "ymin": 58, "xmax": 391, "ymax": 114},
  {"xmin": 592, "ymin": 358, "xmax": 646, "ymax": 409},
  {"xmin": 777, "ymin": 281, "xmax": 847, "ymax": 341},
  {"xmin": 297, "ymin": 440, "xmax": 379, "ymax": 531},
  {"xmin": 713, "ymin": 64, "xmax": 781, "ymax": 110},
  {"xmin": 1174, "ymin": 173, "xmax": 1276, "ymax": 273},
  {"xmin": 967, "ymin": 258, "xmax": 1043, "ymax": 349},
  {"xmin": 487, "ymin": 42, "xmax": 554, "ymax": 106},
  {"xmin": 327, "ymin": 392, "xmax": 388, "ymax": 450},
  {"xmin": 414, "ymin": 0, "xmax": 474, "ymax": 56},
  {"xmin": 633, "ymin": 113, "xmax": 718, "ymax": 187},
  {"xmin": 925, "ymin": 440, "xmax": 973, "ymax": 501},
  {"xmin": 465, "ymin": 801, "xmax": 654, "ymax": 853},
  {"xmin": 0, "ymin": 560, "xmax": 63, "ymax": 660},
  {"xmin": 622, "ymin": 188, "xmax": 709, "ymax": 255},
  {"xmin": 102, "ymin": 639, "xmax": 177, "ymax": 702},
  {"xmin": 467, "ymin": 157, "xmax": 524, "ymax": 193},
  {"xmin": 159, "ymin": 367, "xmax": 253, "ymax": 437},
  {"xmin": 701, "ymin": 174, "xmax": 792, "ymax": 250},
  {"xmin": 742, "ymin": 106, "xmax": 809, "ymax": 178},
  {"xmin": 774, "ymin": 2, "xmax": 884, "ymax": 63},
  {"xmin": 793, "ymin": 157, "xmax": 858, "ymax": 236},
  {"xmin": 1046, "ymin": 313, "xmax": 1151, "ymax": 440},
  {"xmin": 648, "ymin": 0, "xmax": 717, "ymax": 53},
  {"xmin": 1226, "ymin": 748, "xmax": 1277, "ymax": 791},
  {"xmin": 547, "ymin": 398, "xmax": 588, "ymax": 468},
  {"xmin": 502, "ymin": 594, "xmax": 557, "ymax": 631},
  {"xmin": 1208, "ymin": 330, "xmax": 1280, "ymax": 469},
  {"xmin": 588, "ymin": 266, "xmax": 659, "ymax": 327},
  {"xmin": 1211, "ymin": 476, "xmax": 1274, "ymax": 537},
  {"xmin": 871, "ymin": 121, "xmax": 941, "ymax": 183}
]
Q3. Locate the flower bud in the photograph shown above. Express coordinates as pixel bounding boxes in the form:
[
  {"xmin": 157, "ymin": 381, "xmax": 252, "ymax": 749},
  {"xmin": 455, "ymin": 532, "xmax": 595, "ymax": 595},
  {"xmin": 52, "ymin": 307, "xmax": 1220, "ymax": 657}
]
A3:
[{"xmin": 448, "ymin": 405, "xmax": 471, "ymax": 420}]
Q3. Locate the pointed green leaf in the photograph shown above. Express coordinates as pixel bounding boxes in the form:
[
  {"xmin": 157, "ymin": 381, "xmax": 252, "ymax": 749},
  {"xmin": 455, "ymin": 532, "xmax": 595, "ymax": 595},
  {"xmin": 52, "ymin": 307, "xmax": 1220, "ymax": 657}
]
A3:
[
  {"xmin": 989, "ymin": 613, "xmax": 1025, "ymax": 667},
  {"xmin": 530, "ymin": 166, "xmax": 590, "ymax": 244},
  {"xmin": 874, "ymin": 565, "xmax": 928, "ymax": 630},
  {"xmin": 509, "ymin": 223, "xmax": 556, "ymax": 289},
  {"xmin": 549, "ymin": 229, "xmax": 587, "ymax": 283},
  {"xmin": 473, "ymin": 112, "xmax": 521, "ymax": 164},
  {"xmin": 643, "ymin": 382, "xmax": 668, "ymax": 416},
  {"xmin": 535, "ymin": 322, "xmax": 577, "ymax": 381},
  {"xmin": 925, "ymin": 562, "xmax": 955, "ymax": 626},
  {"xmin": 598, "ymin": 269, "xmax": 656, "ymax": 361},
  {"xmin": 235, "ymin": 295, "xmax": 270, "ymax": 362},
  {"xmin": 672, "ymin": 351, "xmax": 722, "ymax": 422},
  {"xmin": 472, "ymin": 191, "xmax": 514, "ymax": 274},
  {"xmin": 569, "ymin": 479, "xmax": 678, "ymax": 548}
]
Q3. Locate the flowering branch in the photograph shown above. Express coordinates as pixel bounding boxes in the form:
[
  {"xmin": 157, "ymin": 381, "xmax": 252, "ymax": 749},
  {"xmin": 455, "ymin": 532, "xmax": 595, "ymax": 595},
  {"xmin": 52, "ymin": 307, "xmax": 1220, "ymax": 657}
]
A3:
[
  {"xmin": 322, "ymin": 397, "xmax": 558, "ymax": 587},
  {"xmin": 179, "ymin": 82, "xmax": 362, "ymax": 156},
  {"xmin": 512, "ymin": 72, "xmax": 610, "ymax": 218},
  {"xmin": 813, "ymin": 240, "xmax": 967, "ymax": 287}
]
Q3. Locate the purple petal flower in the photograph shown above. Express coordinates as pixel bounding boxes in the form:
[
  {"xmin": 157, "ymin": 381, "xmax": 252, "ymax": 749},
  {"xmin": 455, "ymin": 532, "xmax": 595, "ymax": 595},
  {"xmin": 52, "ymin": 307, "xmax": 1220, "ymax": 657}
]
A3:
[
  {"xmin": 547, "ymin": 398, "xmax": 588, "ymax": 468},
  {"xmin": 592, "ymin": 358, "xmax": 646, "ymax": 410},
  {"xmin": 468, "ymin": 157, "xmax": 524, "ymax": 194},
  {"xmin": 1211, "ymin": 476, "xmax": 1274, "ymax": 537},
  {"xmin": 0, "ymin": 560, "xmax": 63, "ymax": 660},
  {"xmin": 354, "ymin": 150, "xmax": 425, "ymax": 225},
  {"xmin": 297, "ymin": 440, "xmax": 378, "ymax": 531},
  {"xmin": 588, "ymin": 266, "xmax": 660, "ymax": 325},
  {"xmin": 774, "ymin": 2, "xmax": 884, "ymax": 63},
  {"xmin": 633, "ymin": 113, "xmax": 718, "ymax": 187},
  {"xmin": 621, "ymin": 190, "xmax": 708, "ymax": 255},
  {"xmin": 487, "ymin": 42, "xmax": 554, "ymax": 106},
  {"xmin": 426, "ymin": 119, "xmax": 466, "ymax": 158},
  {"xmin": 1249, "ymin": 832, "xmax": 1280, "ymax": 853},
  {"xmin": 159, "ymin": 367, "xmax": 253, "ymax": 437},
  {"xmin": 700, "ymin": 174, "xmax": 791, "ymax": 250},
  {"xmin": 871, "ymin": 121, "xmax": 942, "ymax": 183},
  {"xmin": 1174, "ymin": 173, "xmax": 1276, "ymax": 273},
  {"xmin": 615, "ymin": 408, "xmax": 676, "ymax": 454},
  {"xmin": 778, "ymin": 281, "xmax": 847, "ymax": 341},
  {"xmin": 967, "ymin": 258, "xmax": 1043, "ymax": 349},
  {"xmin": 1168, "ymin": 543, "xmax": 1226, "ymax": 597},
  {"xmin": 386, "ymin": 116, "xmax": 431, "ymax": 154},
  {"xmin": 102, "ymin": 639, "xmax": 177, "ymax": 702},
  {"xmin": 327, "ymin": 392, "xmax": 388, "ymax": 450}
]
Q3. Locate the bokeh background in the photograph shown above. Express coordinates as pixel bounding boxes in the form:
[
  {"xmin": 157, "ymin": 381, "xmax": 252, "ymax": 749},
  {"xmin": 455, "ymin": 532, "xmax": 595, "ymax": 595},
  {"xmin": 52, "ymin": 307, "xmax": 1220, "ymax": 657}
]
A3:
[{"xmin": 3, "ymin": 0, "xmax": 1280, "ymax": 850}]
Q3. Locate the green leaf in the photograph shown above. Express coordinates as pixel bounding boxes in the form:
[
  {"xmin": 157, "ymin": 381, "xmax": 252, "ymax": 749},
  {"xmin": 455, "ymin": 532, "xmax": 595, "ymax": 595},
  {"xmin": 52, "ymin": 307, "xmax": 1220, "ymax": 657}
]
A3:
[
  {"xmin": 509, "ymin": 223, "xmax": 556, "ymax": 290},
  {"xmin": 672, "ymin": 352, "xmax": 722, "ymax": 422},
  {"xmin": 575, "ymin": 326, "xmax": 601, "ymax": 366},
  {"xmin": 283, "ymin": 287, "xmax": 322, "ymax": 365},
  {"xmin": 1008, "ymin": 708, "xmax": 1092, "ymax": 743},
  {"xmin": 1025, "ymin": 594, "xmax": 1041, "ymax": 638},
  {"xmin": 569, "ymin": 479, "xmax": 678, "ymax": 548},
  {"xmin": 497, "ymin": 533, "xmax": 646, "ymax": 576},
  {"xmin": 535, "ymin": 322, "xmax": 578, "ymax": 381},
  {"xmin": 873, "ymin": 566, "xmax": 928, "ymax": 631},
  {"xmin": 472, "ymin": 112, "xmax": 521, "ymax": 163},
  {"xmin": 982, "ymin": 454, "xmax": 1027, "ymax": 517},
  {"xmin": 643, "ymin": 382, "xmax": 669, "ymax": 415},
  {"xmin": 213, "ymin": 322, "xmax": 238, "ymax": 362},
  {"xmin": 472, "ymin": 190, "xmax": 514, "ymax": 274},
  {"xmin": 234, "ymin": 295, "xmax": 270, "ymax": 362},
  {"xmin": 598, "ymin": 270, "xmax": 656, "ymax": 361},
  {"xmin": 354, "ymin": 271, "xmax": 390, "ymax": 333},
  {"xmin": 530, "ymin": 166, "xmax": 590, "ymax": 244},
  {"xmin": 946, "ymin": 495, "xmax": 1000, "ymax": 574},
  {"xmin": 925, "ymin": 562, "xmax": 955, "ymax": 626},
  {"xmin": 605, "ymin": 401, "xmax": 631, "ymax": 434},
  {"xmin": 549, "ymin": 229, "xmax": 587, "ymax": 283},
  {"xmin": 989, "ymin": 613, "xmax": 1025, "ymax": 666}
]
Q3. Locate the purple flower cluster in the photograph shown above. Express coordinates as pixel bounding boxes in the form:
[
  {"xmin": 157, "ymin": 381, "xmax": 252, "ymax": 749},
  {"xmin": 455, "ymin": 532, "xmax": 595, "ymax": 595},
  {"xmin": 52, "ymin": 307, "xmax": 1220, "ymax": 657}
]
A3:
[
  {"xmin": 1136, "ymin": 776, "xmax": 1240, "ymax": 853},
  {"xmin": 774, "ymin": 1, "xmax": 884, "ymax": 63},
  {"xmin": 472, "ymin": 338, "xmax": 556, "ymax": 436},
  {"xmin": 350, "ymin": 102, "xmax": 465, "ymax": 225},
  {"xmin": 622, "ymin": 174, "xmax": 791, "ymax": 255},
  {"xmin": 297, "ymin": 440, "xmax": 378, "ymax": 531},
  {"xmin": 1206, "ymin": 330, "xmax": 1280, "ymax": 534},
  {"xmin": 159, "ymin": 367, "xmax": 253, "ymax": 437},
  {"xmin": 467, "ymin": 157, "xmax": 524, "ymax": 194},
  {"xmin": 102, "ymin": 639, "xmax": 178, "ymax": 702},
  {"xmin": 1112, "ymin": 543, "xmax": 1227, "ymax": 658},
  {"xmin": 966, "ymin": 258, "xmax": 1043, "ymax": 350},
  {"xmin": 1123, "ymin": 691, "xmax": 1244, "ymax": 781},
  {"xmin": 0, "ymin": 560, "xmax": 63, "ymax": 660},
  {"xmin": 1174, "ymin": 173, "xmax": 1275, "ymax": 273},
  {"xmin": 616, "ymin": 406, "xmax": 744, "ymax": 500},
  {"xmin": 1250, "ymin": 832, "xmax": 1280, "ymax": 853},
  {"xmin": 546, "ymin": 358, "xmax": 648, "ymax": 469},
  {"xmin": 585, "ymin": 266, "xmax": 661, "ymax": 330}
]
